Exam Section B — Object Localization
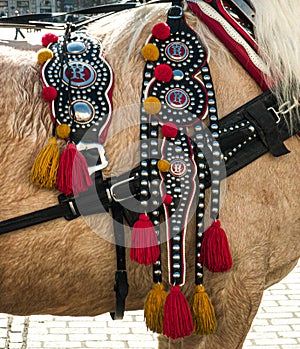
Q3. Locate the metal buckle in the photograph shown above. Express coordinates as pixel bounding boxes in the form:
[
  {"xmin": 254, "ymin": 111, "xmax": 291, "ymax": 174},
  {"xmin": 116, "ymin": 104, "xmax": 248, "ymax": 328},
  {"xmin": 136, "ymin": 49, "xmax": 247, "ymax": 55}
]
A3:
[
  {"xmin": 110, "ymin": 173, "xmax": 139, "ymax": 202},
  {"xmin": 229, "ymin": 0, "xmax": 256, "ymax": 25},
  {"xmin": 76, "ymin": 142, "xmax": 108, "ymax": 175},
  {"xmin": 168, "ymin": 5, "xmax": 183, "ymax": 19},
  {"xmin": 268, "ymin": 98, "xmax": 299, "ymax": 124}
]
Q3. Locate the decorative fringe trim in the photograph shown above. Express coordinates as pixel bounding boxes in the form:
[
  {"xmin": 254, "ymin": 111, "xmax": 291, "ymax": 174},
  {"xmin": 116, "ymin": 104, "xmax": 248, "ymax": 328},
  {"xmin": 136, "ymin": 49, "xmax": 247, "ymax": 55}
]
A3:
[
  {"xmin": 199, "ymin": 220, "xmax": 232, "ymax": 272},
  {"xmin": 130, "ymin": 214, "xmax": 160, "ymax": 265},
  {"xmin": 30, "ymin": 137, "xmax": 59, "ymax": 189},
  {"xmin": 190, "ymin": 285, "xmax": 217, "ymax": 335},
  {"xmin": 144, "ymin": 283, "xmax": 167, "ymax": 334},
  {"xmin": 163, "ymin": 286, "xmax": 194, "ymax": 339}
]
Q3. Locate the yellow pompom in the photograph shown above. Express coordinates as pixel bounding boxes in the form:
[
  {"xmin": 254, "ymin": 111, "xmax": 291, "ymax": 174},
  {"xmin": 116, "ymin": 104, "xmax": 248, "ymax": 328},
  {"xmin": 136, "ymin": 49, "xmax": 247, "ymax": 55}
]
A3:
[
  {"xmin": 157, "ymin": 159, "xmax": 170, "ymax": 172},
  {"xmin": 37, "ymin": 48, "xmax": 53, "ymax": 64},
  {"xmin": 143, "ymin": 96, "xmax": 161, "ymax": 115},
  {"xmin": 56, "ymin": 124, "xmax": 71, "ymax": 139},
  {"xmin": 141, "ymin": 43, "xmax": 160, "ymax": 61}
]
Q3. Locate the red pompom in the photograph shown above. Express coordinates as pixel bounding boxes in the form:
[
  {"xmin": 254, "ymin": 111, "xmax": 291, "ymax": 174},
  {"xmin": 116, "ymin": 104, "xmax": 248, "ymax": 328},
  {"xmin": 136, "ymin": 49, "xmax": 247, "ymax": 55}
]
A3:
[
  {"xmin": 130, "ymin": 214, "xmax": 160, "ymax": 265},
  {"xmin": 163, "ymin": 286, "xmax": 194, "ymax": 339},
  {"xmin": 56, "ymin": 143, "xmax": 92, "ymax": 195},
  {"xmin": 152, "ymin": 22, "xmax": 171, "ymax": 40},
  {"xmin": 42, "ymin": 86, "xmax": 57, "ymax": 102},
  {"xmin": 163, "ymin": 194, "xmax": 173, "ymax": 205},
  {"xmin": 161, "ymin": 122, "xmax": 178, "ymax": 138},
  {"xmin": 154, "ymin": 64, "xmax": 173, "ymax": 83},
  {"xmin": 42, "ymin": 33, "xmax": 59, "ymax": 47},
  {"xmin": 199, "ymin": 220, "xmax": 232, "ymax": 272}
]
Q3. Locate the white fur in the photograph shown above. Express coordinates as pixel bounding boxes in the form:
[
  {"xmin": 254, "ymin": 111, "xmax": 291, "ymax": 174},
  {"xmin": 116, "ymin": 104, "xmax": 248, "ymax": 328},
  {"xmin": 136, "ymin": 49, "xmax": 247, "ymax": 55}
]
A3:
[{"xmin": 252, "ymin": 0, "xmax": 300, "ymax": 125}]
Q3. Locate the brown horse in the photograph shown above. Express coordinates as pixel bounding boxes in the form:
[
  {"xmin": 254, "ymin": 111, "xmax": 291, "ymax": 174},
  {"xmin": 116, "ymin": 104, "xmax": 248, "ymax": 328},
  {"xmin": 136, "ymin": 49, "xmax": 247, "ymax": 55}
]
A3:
[{"xmin": 0, "ymin": 1, "xmax": 299, "ymax": 348}]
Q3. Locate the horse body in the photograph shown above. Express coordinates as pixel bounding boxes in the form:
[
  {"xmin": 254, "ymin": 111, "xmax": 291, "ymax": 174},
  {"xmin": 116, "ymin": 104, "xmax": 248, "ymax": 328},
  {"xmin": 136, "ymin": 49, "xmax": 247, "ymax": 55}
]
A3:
[{"xmin": 0, "ymin": 2, "xmax": 299, "ymax": 348}]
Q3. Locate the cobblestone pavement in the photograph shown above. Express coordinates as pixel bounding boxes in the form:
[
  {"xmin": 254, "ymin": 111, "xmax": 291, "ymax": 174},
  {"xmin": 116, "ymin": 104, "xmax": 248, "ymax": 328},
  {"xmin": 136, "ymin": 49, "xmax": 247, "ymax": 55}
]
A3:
[{"xmin": 0, "ymin": 261, "xmax": 299, "ymax": 349}]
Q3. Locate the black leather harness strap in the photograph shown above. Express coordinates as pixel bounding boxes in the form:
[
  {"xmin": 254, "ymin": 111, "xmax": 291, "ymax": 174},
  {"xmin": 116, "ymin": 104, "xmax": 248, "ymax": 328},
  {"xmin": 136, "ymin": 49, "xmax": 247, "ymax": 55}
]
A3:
[{"xmin": 0, "ymin": 195, "xmax": 80, "ymax": 235}]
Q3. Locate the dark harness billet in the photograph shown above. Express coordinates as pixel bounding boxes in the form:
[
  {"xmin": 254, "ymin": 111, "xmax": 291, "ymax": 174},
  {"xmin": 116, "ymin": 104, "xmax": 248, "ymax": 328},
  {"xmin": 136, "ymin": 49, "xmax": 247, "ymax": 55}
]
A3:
[{"xmin": 0, "ymin": 0, "xmax": 299, "ymax": 333}]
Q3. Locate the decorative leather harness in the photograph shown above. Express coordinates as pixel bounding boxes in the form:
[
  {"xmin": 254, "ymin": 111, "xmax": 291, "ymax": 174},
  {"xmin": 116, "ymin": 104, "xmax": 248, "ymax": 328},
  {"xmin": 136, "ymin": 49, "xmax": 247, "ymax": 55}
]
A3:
[{"xmin": 0, "ymin": 0, "xmax": 299, "ymax": 338}]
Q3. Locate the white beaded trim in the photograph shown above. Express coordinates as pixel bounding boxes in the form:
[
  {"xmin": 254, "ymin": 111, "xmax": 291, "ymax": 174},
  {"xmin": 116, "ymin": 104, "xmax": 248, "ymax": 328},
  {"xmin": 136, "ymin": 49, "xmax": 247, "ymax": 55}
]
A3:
[{"xmin": 188, "ymin": 0, "xmax": 268, "ymax": 74}]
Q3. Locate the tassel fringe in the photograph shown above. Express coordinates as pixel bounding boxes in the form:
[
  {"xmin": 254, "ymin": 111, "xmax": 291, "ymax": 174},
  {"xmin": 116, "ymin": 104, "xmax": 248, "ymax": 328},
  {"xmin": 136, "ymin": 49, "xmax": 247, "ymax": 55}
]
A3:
[
  {"xmin": 130, "ymin": 214, "xmax": 160, "ymax": 265},
  {"xmin": 144, "ymin": 283, "xmax": 167, "ymax": 334},
  {"xmin": 199, "ymin": 220, "xmax": 232, "ymax": 272},
  {"xmin": 163, "ymin": 286, "xmax": 194, "ymax": 339},
  {"xmin": 30, "ymin": 137, "xmax": 60, "ymax": 189},
  {"xmin": 57, "ymin": 143, "xmax": 92, "ymax": 195},
  {"xmin": 190, "ymin": 285, "xmax": 217, "ymax": 335}
]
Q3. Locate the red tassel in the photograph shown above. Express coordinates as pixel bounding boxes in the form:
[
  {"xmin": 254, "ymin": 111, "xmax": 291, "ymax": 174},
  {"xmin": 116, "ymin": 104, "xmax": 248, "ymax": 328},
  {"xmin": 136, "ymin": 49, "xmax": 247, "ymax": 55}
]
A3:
[
  {"xmin": 163, "ymin": 286, "xmax": 194, "ymax": 339},
  {"xmin": 56, "ymin": 143, "xmax": 92, "ymax": 195},
  {"xmin": 130, "ymin": 214, "xmax": 160, "ymax": 265},
  {"xmin": 199, "ymin": 220, "xmax": 232, "ymax": 272}
]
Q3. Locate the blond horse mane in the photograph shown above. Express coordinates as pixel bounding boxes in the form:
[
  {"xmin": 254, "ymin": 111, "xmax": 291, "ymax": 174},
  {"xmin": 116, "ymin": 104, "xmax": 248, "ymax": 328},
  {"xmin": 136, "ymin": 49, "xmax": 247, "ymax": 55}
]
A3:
[{"xmin": 253, "ymin": 0, "xmax": 300, "ymax": 124}]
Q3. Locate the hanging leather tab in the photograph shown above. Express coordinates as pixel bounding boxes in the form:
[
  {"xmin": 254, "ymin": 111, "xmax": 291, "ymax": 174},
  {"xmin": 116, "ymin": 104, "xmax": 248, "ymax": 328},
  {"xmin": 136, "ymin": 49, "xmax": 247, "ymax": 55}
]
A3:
[
  {"xmin": 110, "ymin": 270, "xmax": 129, "ymax": 320},
  {"xmin": 110, "ymin": 203, "xmax": 129, "ymax": 320}
]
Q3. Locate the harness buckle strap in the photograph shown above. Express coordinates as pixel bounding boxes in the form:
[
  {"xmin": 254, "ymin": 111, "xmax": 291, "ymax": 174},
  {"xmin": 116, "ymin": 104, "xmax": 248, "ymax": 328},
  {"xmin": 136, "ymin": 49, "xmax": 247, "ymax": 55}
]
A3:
[
  {"xmin": 58, "ymin": 194, "xmax": 81, "ymax": 220},
  {"xmin": 76, "ymin": 142, "xmax": 108, "ymax": 175},
  {"xmin": 267, "ymin": 98, "xmax": 300, "ymax": 124},
  {"xmin": 245, "ymin": 100, "xmax": 290, "ymax": 157},
  {"xmin": 110, "ymin": 173, "xmax": 139, "ymax": 202}
]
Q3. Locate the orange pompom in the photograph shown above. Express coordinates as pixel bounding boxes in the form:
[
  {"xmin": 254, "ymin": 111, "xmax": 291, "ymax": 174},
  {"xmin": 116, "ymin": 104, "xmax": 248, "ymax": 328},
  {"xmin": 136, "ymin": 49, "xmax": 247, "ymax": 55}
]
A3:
[
  {"xmin": 157, "ymin": 159, "xmax": 170, "ymax": 172},
  {"xmin": 37, "ymin": 48, "xmax": 53, "ymax": 64},
  {"xmin": 141, "ymin": 44, "xmax": 160, "ymax": 61},
  {"xmin": 143, "ymin": 96, "xmax": 162, "ymax": 114},
  {"xmin": 56, "ymin": 124, "xmax": 71, "ymax": 139}
]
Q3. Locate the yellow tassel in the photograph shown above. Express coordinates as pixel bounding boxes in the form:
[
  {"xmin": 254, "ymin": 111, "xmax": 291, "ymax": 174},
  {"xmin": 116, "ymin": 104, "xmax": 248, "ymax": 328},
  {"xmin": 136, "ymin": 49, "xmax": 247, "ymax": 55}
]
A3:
[
  {"xmin": 190, "ymin": 285, "xmax": 217, "ymax": 335},
  {"xmin": 144, "ymin": 283, "xmax": 167, "ymax": 334},
  {"xmin": 30, "ymin": 137, "xmax": 60, "ymax": 189}
]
